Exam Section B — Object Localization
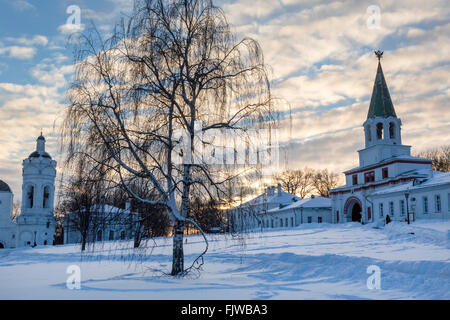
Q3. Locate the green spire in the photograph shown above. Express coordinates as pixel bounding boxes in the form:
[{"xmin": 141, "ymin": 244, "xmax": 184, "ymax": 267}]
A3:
[{"xmin": 367, "ymin": 54, "xmax": 396, "ymax": 119}]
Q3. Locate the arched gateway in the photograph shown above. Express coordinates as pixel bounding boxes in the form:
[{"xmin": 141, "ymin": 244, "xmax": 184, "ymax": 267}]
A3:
[{"xmin": 344, "ymin": 197, "xmax": 363, "ymax": 223}]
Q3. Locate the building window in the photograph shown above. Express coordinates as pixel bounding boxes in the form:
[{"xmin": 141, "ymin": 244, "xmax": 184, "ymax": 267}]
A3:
[
  {"xmin": 46, "ymin": 222, "xmax": 50, "ymax": 229},
  {"xmin": 379, "ymin": 203, "xmax": 384, "ymax": 217},
  {"xmin": 435, "ymin": 195, "xmax": 441, "ymax": 213},
  {"xmin": 291, "ymin": 217, "xmax": 294, "ymax": 227},
  {"xmin": 318, "ymin": 217, "xmax": 322, "ymax": 223},
  {"xmin": 96, "ymin": 230, "xmax": 102, "ymax": 241},
  {"xmin": 271, "ymin": 220, "xmax": 274, "ymax": 228},
  {"xmin": 120, "ymin": 231, "xmax": 126, "ymax": 240},
  {"xmin": 109, "ymin": 230, "xmax": 114, "ymax": 240},
  {"xmin": 280, "ymin": 219, "xmax": 283, "ymax": 227},
  {"xmin": 43, "ymin": 186, "xmax": 50, "ymax": 208},
  {"xmin": 307, "ymin": 216, "xmax": 312, "ymax": 223},
  {"xmin": 423, "ymin": 197, "xmax": 428, "ymax": 214},
  {"xmin": 448, "ymin": 193, "xmax": 450, "ymax": 212},
  {"xmin": 400, "ymin": 200, "xmax": 405, "ymax": 216},
  {"xmin": 364, "ymin": 171, "xmax": 375, "ymax": 183},
  {"xmin": 352, "ymin": 174, "xmax": 358, "ymax": 185},
  {"xmin": 26, "ymin": 185, "xmax": 34, "ymax": 208},
  {"xmin": 389, "ymin": 201, "xmax": 394, "ymax": 216},
  {"xmin": 382, "ymin": 168, "xmax": 389, "ymax": 179}
]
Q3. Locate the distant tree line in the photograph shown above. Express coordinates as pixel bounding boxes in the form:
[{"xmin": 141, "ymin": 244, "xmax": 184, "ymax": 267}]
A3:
[
  {"xmin": 276, "ymin": 168, "xmax": 341, "ymax": 198},
  {"xmin": 415, "ymin": 145, "xmax": 450, "ymax": 172}
]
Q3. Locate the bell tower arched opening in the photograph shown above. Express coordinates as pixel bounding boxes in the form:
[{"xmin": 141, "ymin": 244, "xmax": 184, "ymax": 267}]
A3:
[
  {"xmin": 376, "ymin": 123, "xmax": 383, "ymax": 140},
  {"xmin": 389, "ymin": 122, "xmax": 395, "ymax": 139}
]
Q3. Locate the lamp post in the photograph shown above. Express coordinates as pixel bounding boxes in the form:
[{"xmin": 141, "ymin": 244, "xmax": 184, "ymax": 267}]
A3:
[{"xmin": 405, "ymin": 191, "xmax": 410, "ymax": 225}]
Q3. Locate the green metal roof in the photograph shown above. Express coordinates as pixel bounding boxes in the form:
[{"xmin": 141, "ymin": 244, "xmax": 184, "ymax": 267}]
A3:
[{"xmin": 367, "ymin": 62, "xmax": 397, "ymax": 119}]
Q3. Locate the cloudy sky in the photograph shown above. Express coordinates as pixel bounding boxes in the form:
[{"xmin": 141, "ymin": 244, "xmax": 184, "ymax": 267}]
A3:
[{"xmin": 0, "ymin": 0, "xmax": 449, "ymax": 200}]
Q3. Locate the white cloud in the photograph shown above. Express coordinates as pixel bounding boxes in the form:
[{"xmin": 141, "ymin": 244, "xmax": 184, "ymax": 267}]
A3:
[
  {"xmin": 0, "ymin": 46, "xmax": 36, "ymax": 59},
  {"xmin": 58, "ymin": 23, "xmax": 85, "ymax": 35},
  {"xmin": 10, "ymin": 0, "xmax": 35, "ymax": 11},
  {"xmin": 6, "ymin": 35, "xmax": 49, "ymax": 47}
]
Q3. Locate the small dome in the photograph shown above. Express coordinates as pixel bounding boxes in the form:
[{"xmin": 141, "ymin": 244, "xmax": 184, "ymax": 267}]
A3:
[{"xmin": 0, "ymin": 180, "xmax": 11, "ymax": 192}]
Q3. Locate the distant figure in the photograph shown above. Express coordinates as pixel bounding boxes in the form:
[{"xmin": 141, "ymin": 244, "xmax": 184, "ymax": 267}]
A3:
[{"xmin": 385, "ymin": 215, "xmax": 391, "ymax": 225}]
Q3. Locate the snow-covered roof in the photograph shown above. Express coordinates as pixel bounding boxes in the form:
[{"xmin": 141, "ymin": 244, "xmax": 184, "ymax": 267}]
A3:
[
  {"xmin": 344, "ymin": 154, "xmax": 431, "ymax": 174},
  {"xmin": 237, "ymin": 189, "xmax": 300, "ymax": 209},
  {"xmin": 66, "ymin": 204, "xmax": 137, "ymax": 216},
  {"xmin": 371, "ymin": 171, "xmax": 450, "ymax": 196},
  {"xmin": 267, "ymin": 196, "xmax": 332, "ymax": 213}
]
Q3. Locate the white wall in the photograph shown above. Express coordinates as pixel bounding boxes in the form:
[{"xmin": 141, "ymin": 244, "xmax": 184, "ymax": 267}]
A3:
[{"xmin": 372, "ymin": 185, "xmax": 450, "ymax": 222}]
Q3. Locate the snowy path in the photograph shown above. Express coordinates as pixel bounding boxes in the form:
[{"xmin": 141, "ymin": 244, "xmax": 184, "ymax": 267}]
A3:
[{"xmin": 0, "ymin": 221, "xmax": 448, "ymax": 299}]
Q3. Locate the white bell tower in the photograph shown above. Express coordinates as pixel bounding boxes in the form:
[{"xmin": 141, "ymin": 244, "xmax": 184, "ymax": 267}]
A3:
[
  {"xmin": 358, "ymin": 51, "xmax": 411, "ymax": 167},
  {"xmin": 17, "ymin": 133, "xmax": 57, "ymax": 246}
]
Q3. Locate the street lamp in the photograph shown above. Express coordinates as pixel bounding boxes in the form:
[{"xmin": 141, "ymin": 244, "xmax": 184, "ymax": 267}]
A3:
[{"xmin": 405, "ymin": 191, "xmax": 410, "ymax": 225}]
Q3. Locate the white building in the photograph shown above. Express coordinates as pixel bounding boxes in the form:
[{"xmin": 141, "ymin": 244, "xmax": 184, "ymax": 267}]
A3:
[
  {"xmin": 0, "ymin": 134, "xmax": 57, "ymax": 248},
  {"xmin": 228, "ymin": 184, "xmax": 300, "ymax": 232},
  {"xmin": 63, "ymin": 202, "xmax": 139, "ymax": 244},
  {"xmin": 267, "ymin": 196, "xmax": 332, "ymax": 226},
  {"xmin": 330, "ymin": 55, "xmax": 450, "ymax": 224}
]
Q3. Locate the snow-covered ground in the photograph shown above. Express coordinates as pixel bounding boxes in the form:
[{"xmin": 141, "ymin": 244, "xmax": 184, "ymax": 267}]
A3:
[{"xmin": 0, "ymin": 220, "xmax": 449, "ymax": 299}]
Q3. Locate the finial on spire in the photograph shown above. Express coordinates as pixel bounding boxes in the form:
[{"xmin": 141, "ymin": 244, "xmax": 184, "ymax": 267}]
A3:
[{"xmin": 374, "ymin": 50, "xmax": 384, "ymax": 62}]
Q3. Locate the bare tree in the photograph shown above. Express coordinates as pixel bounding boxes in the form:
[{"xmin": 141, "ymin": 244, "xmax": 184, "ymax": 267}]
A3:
[
  {"xmin": 312, "ymin": 169, "xmax": 340, "ymax": 198},
  {"xmin": 416, "ymin": 145, "xmax": 450, "ymax": 172},
  {"xmin": 188, "ymin": 197, "xmax": 226, "ymax": 234},
  {"xmin": 62, "ymin": 0, "xmax": 273, "ymax": 275},
  {"xmin": 276, "ymin": 168, "xmax": 314, "ymax": 198},
  {"xmin": 59, "ymin": 158, "xmax": 111, "ymax": 251}
]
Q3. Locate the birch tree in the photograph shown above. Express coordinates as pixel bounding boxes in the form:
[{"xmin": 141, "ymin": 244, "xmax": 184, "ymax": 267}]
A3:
[{"xmin": 62, "ymin": 0, "xmax": 274, "ymax": 275}]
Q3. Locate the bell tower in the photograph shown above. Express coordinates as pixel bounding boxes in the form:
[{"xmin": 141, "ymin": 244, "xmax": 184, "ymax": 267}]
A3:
[
  {"xmin": 358, "ymin": 51, "xmax": 411, "ymax": 167},
  {"xmin": 17, "ymin": 133, "xmax": 57, "ymax": 246}
]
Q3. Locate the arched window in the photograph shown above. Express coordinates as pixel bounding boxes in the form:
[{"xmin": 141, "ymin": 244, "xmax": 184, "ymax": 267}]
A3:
[
  {"xmin": 389, "ymin": 122, "xmax": 395, "ymax": 139},
  {"xmin": 96, "ymin": 230, "xmax": 102, "ymax": 241},
  {"xmin": 43, "ymin": 186, "xmax": 50, "ymax": 208},
  {"xmin": 367, "ymin": 125, "xmax": 372, "ymax": 142},
  {"xmin": 376, "ymin": 123, "xmax": 383, "ymax": 140},
  {"xmin": 26, "ymin": 185, "xmax": 34, "ymax": 208}
]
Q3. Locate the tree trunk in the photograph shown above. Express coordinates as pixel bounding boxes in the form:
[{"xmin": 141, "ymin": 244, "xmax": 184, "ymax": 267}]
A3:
[
  {"xmin": 171, "ymin": 220, "xmax": 185, "ymax": 275},
  {"xmin": 133, "ymin": 224, "xmax": 142, "ymax": 248},
  {"xmin": 81, "ymin": 234, "xmax": 86, "ymax": 251}
]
